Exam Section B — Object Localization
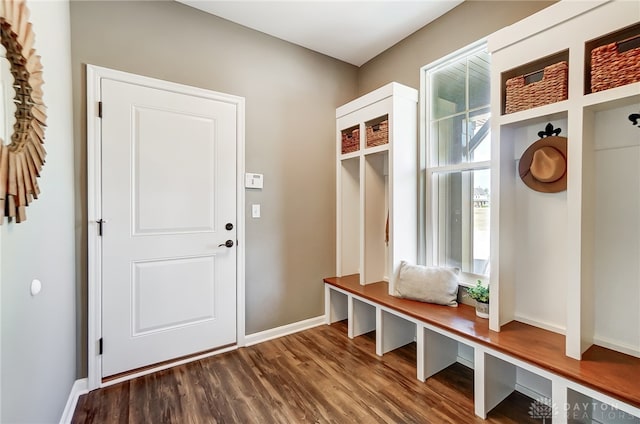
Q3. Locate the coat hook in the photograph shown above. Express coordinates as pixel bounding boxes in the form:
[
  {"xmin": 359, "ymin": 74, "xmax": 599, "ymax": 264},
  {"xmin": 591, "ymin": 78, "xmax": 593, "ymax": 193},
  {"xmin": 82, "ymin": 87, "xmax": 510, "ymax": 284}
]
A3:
[{"xmin": 537, "ymin": 123, "xmax": 562, "ymax": 138}]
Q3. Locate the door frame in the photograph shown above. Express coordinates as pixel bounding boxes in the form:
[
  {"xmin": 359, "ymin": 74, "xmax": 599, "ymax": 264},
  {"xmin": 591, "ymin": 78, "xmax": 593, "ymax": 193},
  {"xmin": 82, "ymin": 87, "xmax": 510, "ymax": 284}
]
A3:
[{"xmin": 86, "ymin": 65, "xmax": 246, "ymax": 390}]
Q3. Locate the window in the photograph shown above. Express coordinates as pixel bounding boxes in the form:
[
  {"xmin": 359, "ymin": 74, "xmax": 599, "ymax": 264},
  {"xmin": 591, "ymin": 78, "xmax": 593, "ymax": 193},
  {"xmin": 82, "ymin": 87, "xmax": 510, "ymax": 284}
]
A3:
[{"xmin": 421, "ymin": 41, "xmax": 491, "ymax": 280}]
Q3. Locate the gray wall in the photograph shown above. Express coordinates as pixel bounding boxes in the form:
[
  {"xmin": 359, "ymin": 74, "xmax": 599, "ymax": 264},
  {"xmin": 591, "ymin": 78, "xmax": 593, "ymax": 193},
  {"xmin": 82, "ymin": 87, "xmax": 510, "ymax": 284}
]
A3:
[
  {"xmin": 0, "ymin": 1, "xmax": 76, "ymax": 422},
  {"xmin": 68, "ymin": 0, "xmax": 555, "ymax": 381},
  {"xmin": 358, "ymin": 1, "xmax": 556, "ymax": 95},
  {"xmin": 70, "ymin": 1, "xmax": 358, "ymax": 375},
  {"xmin": 0, "ymin": 1, "xmax": 570, "ymax": 421}
]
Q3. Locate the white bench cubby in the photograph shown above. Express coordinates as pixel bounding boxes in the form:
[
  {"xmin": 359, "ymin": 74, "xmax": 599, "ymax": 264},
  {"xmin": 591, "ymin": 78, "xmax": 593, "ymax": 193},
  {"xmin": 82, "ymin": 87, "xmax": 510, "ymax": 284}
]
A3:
[{"xmin": 325, "ymin": 282, "xmax": 640, "ymax": 422}]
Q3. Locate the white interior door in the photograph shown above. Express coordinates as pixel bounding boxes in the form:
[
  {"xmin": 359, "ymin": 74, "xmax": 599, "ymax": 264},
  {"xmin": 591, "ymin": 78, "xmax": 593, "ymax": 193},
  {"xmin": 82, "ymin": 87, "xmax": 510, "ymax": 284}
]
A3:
[{"xmin": 100, "ymin": 78, "xmax": 238, "ymax": 378}]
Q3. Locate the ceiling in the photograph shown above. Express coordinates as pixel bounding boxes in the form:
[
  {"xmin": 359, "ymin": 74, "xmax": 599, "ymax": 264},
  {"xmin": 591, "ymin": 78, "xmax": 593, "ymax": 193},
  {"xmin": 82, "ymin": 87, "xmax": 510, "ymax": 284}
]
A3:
[{"xmin": 176, "ymin": 1, "xmax": 464, "ymax": 67}]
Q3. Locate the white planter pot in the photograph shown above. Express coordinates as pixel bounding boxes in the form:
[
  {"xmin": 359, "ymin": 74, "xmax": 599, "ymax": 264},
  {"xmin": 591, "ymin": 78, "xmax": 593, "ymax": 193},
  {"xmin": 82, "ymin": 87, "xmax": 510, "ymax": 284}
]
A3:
[{"xmin": 475, "ymin": 301, "xmax": 489, "ymax": 319}]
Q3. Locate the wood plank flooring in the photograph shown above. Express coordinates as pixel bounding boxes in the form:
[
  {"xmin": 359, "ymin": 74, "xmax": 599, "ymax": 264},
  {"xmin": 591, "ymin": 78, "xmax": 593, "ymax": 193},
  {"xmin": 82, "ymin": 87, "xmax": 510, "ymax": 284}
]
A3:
[{"xmin": 73, "ymin": 321, "xmax": 543, "ymax": 423}]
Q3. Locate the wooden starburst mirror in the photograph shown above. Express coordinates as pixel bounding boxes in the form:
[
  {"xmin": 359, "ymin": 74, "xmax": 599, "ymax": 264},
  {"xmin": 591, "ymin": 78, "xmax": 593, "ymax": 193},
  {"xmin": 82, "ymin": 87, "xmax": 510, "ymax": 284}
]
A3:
[{"xmin": 0, "ymin": 0, "xmax": 46, "ymax": 223}]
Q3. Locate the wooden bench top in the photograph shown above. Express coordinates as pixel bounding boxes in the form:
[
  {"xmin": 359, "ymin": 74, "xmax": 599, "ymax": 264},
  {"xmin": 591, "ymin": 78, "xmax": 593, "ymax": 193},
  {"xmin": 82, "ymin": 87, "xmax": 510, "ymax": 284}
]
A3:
[{"xmin": 324, "ymin": 274, "xmax": 640, "ymax": 409}]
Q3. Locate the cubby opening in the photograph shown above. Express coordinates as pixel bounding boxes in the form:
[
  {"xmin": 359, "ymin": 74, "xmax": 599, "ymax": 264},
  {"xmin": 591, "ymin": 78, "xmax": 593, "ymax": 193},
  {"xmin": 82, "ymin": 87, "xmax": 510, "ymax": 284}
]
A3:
[
  {"xmin": 585, "ymin": 22, "xmax": 640, "ymax": 95},
  {"xmin": 326, "ymin": 288, "xmax": 348, "ymax": 328},
  {"xmin": 365, "ymin": 114, "xmax": 389, "ymax": 148},
  {"xmin": 567, "ymin": 389, "xmax": 640, "ymax": 424},
  {"xmin": 483, "ymin": 353, "xmax": 552, "ymax": 419},
  {"xmin": 350, "ymin": 298, "xmax": 376, "ymax": 339},
  {"xmin": 420, "ymin": 326, "xmax": 474, "ymax": 382},
  {"xmin": 587, "ymin": 102, "xmax": 640, "ymax": 357},
  {"xmin": 496, "ymin": 115, "xmax": 569, "ymax": 334},
  {"xmin": 340, "ymin": 124, "xmax": 360, "ymax": 155},
  {"xmin": 379, "ymin": 310, "xmax": 415, "ymax": 355},
  {"xmin": 363, "ymin": 151, "xmax": 389, "ymax": 284},
  {"xmin": 338, "ymin": 157, "xmax": 360, "ymax": 277},
  {"xmin": 500, "ymin": 50, "xmax": 569, "ymax": 115}
]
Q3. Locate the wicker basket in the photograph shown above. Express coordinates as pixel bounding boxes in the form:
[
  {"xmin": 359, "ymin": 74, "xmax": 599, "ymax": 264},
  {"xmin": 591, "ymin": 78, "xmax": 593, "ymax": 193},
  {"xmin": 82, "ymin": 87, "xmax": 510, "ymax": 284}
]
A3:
[
  {"xmin": 591, "ymin": 35, "xmax": 640, "ymax": 92},
  {"xmin": 366, "ymin": 120, "xmax": 389, "ymax": 147},
  {"xmin": 505, "ymin": 61, "xmax": 568, "ymax": 114},
  {"xmin": 341, "ymin": 127, "xmax": 359, "ymax": 154}
]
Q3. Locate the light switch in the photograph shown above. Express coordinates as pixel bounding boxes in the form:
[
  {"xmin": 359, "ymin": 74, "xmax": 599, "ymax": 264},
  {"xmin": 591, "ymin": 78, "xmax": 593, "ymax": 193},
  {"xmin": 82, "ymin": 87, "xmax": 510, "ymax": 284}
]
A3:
[{"xmin": 252, "ymin": 204, "xmax": 261, "ymax": 218}]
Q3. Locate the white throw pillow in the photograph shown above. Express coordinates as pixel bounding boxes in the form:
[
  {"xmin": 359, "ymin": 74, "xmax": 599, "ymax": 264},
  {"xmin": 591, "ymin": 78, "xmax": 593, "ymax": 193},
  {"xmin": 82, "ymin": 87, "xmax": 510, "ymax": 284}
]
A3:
[{"xmin": 393, "ymin": 261, "xmax": 459, "ymax": 307}]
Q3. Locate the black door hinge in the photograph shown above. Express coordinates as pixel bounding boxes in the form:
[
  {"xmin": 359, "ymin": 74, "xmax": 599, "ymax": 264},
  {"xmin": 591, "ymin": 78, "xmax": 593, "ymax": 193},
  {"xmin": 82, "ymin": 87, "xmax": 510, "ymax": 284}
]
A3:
[
  {"xmin": 99, "ymin": 338, "xmax": 103, "ymax": 355},
  {"xmin": 98, "ymin": 101, "xmax": 103, "ymax": 118},
  {"xmin": 97, "ymin": 219, "xmax": 107, "ymax": 236}
]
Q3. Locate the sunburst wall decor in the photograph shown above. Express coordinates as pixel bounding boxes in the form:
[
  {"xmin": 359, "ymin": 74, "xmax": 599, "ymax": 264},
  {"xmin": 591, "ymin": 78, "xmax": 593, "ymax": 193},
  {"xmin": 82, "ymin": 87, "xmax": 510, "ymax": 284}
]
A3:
[{"xmin": 0, "ymin": 0, "xmax": 46, "ymax": 223}]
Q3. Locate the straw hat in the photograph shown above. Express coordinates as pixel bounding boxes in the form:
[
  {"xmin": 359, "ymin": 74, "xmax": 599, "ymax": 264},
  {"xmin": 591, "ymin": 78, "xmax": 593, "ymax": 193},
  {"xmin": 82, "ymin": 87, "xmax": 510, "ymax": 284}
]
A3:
[{"xmin": 519, "ymin": 135, "xmax": 567, "ymax": 193}]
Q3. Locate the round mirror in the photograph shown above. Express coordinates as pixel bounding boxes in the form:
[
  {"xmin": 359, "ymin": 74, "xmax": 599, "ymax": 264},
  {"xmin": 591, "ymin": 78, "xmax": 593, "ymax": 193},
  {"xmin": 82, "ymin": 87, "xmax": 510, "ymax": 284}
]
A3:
[
  {"xmin": 0, "ymin": 45, "xmax": 17, "ymax": 144},
  {"xmin": 0, "ymin": 1, "xmax": 47, "ymax": 223}
]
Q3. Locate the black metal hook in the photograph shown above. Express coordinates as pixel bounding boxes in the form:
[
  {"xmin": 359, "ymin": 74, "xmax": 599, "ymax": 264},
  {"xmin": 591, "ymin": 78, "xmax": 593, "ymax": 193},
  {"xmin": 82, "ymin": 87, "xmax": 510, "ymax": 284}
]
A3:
[{"xmin": 538, "ymin": 123, "xmax": 562, "ymax": 138}]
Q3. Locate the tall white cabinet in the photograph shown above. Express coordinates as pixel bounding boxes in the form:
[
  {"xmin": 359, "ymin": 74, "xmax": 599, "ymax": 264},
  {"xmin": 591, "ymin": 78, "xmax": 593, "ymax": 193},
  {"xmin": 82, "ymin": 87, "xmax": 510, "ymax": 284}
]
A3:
[
  {"xmin": 336, "ymin": 83, "xmax": 418, "ymax": 294},
  {"xmin": 488, "ymin": 0, "xmax": 640, "ymax": 360}
]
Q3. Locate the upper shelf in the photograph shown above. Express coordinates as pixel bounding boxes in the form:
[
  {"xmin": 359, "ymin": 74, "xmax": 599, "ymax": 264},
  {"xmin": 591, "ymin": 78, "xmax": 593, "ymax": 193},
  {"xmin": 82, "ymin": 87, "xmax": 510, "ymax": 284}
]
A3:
[
  {"xmin": 496, "ymin": 100, "xmax": 568, "ymax": 128},
  {"xmin": 496, "ymin": 81, "xmax": 640, "ymax": 128}
]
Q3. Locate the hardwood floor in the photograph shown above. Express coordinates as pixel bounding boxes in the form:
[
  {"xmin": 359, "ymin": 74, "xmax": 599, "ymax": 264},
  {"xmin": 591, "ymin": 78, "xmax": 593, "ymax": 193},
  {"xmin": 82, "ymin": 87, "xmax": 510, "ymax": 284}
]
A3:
[{"xmin": 73, "ymin": 322, "xmax": 544, "ymax": 423}]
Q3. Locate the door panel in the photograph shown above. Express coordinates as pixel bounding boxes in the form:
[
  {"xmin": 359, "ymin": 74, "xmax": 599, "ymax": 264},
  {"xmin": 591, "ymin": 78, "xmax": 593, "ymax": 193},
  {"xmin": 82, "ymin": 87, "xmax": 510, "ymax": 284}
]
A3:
[
  {"xmin": 132, "ymin": 256, "xmax": 216, "ymax": 335},
  {"xmin": 133, "ymin": 106, "xmax": 216, "ymax": 234},
  {"xmin": 101, "ymin": 78, "xmax": 237, "ymax": 377}
]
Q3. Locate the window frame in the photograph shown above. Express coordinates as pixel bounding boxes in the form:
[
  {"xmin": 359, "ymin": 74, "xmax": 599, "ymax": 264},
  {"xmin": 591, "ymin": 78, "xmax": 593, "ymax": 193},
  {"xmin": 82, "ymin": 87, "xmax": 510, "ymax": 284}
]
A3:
[{"xmin": 419, "ymin": 39, "xmax": 490, "ymax": 287}]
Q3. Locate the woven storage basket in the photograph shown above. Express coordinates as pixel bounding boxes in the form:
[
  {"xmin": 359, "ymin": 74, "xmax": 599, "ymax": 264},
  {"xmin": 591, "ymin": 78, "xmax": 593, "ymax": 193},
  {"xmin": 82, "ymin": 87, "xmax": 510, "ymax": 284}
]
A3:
[
  {"xmin": 366, "ymin": 120, "xmax": 389, "ymax": 148},
  {"xmin": 591, "ymin": 35, "xmax": 640, "ymax": 92},
  {"xmin": 505, "ymin": 61, "xmax": 568, "ymax": 114},
  {"xmin": 341, "ymin": 127, "xmax": 360, "ymax": 154}
]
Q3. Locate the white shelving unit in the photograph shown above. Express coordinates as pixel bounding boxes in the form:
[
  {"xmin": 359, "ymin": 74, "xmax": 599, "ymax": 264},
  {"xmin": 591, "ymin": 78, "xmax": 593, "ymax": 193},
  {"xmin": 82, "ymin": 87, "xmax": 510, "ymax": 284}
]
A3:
[
  {"xmin": 326, "ymin": 2, "xmax": 640, "ymax": 421},
  {"xmin": 336, "ymin": 82, "xmax": 418, "ymax": 294},
  {"xmin": 488, "ymin": 0, "xmax": 640, "ymax": 361}
]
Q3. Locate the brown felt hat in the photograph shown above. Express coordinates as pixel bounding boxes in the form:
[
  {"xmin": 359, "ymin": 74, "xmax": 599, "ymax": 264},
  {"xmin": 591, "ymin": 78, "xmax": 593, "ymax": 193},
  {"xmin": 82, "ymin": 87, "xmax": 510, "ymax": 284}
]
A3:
[{"xmin": 519, "ymin": 136, "xmax": 567, "ymax": 193}]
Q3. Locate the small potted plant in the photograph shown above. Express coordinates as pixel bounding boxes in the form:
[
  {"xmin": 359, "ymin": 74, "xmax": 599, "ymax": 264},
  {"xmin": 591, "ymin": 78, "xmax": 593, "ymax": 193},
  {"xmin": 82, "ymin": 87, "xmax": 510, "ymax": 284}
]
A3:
[{"xmin": 466, "ymin": 280, "xmax": 489, "ymax": 319}]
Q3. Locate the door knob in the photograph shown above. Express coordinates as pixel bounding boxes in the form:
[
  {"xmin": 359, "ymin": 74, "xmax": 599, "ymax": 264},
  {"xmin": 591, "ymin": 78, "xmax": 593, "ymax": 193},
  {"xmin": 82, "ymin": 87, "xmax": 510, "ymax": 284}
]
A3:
[{"xmin": 218, "ymin": 240, "xmax": 234, "ymax": 248}]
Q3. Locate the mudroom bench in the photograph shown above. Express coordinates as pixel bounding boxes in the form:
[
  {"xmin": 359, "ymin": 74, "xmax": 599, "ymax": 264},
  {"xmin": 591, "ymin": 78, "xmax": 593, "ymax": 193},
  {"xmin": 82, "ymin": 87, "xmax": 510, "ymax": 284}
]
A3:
[{"xmin": 324, "ymin": 274, "xmax": 640, "ymax": 422}]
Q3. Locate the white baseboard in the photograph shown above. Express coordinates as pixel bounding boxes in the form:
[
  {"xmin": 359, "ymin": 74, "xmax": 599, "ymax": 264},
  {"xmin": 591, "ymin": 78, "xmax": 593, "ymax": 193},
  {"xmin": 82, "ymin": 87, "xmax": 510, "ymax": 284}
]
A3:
[
  {"xmin": 592, "ymin": 335, "xmax": 640, "ymax": 359},
  {"xmin": 515, "ymin": 383, "xmax": 549, "ymax": 404},
  {"xmin": 457, "ymin": 355, "xmax": 475, "ymax": 369},
  {"xmin": 59, "ymin": 378, "xmax": 89, "ymax": 424},
  {"xmin": 244, "ymin": 315, "xmax": 325, "ymax": 347},
  {"xmin": 513, "ymin": 314, "xmax": 565, "ymax": 335}
]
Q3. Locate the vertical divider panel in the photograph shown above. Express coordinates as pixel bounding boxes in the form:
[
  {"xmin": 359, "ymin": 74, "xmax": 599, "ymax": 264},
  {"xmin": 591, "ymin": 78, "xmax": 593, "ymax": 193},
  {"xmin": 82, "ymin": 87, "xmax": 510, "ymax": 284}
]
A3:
[
  {"xmin": 375, "ymin": 307, "xmax": 383, "ymax": 356},
  {"xmin": 416, "ymin": 324, "xmax": 425, "ymax": 381},
  {"xmin": 347, "ymin": 296, "xmax": 355, "ymax": 339},
  {"xmin": 552, "ymin": 379, "xmax": 568, "ymax": 424},
  {"xmin": 474, "ymin": 348, "xmax": 487, "ymax": 419}
]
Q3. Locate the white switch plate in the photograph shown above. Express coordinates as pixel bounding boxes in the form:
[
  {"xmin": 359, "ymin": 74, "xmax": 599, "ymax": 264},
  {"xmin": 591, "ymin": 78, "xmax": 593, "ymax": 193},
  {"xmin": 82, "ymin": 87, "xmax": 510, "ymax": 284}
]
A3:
[
  {"xmin": 245, "ymin": 173, "xmax": 264, "ymax": 189},
  {"xmin": 251, "ymin": 204, "xmax": 261, "ymax": 218}
]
